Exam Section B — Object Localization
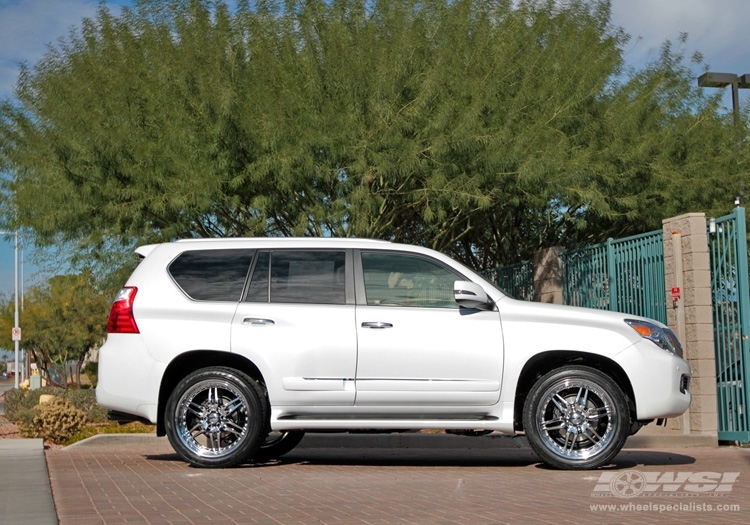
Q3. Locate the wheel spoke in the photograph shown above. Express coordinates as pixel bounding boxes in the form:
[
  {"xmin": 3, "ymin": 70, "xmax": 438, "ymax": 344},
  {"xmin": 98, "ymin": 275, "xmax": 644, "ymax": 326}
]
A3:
[
  {"xmin": 209, "ymin": 430, "xmax": 221, "ymax": 451},
  {"xmin": 223, "ymin": 420, "xmax": 245, "ymax": 435},
  {"xmin": 563, "ymin": 430, "xmax": 576, "ymax": 453},
  {"xmin": 586, "ymin": 406, "xmax": 609, "ymax": 421},
  {"xmin": 222, "ymin": 396, "xmax": 244, "ymax": 416},
  {"xmin": 584, "ymin": 426, "xmax": 603, "ymax": 444},
  {"xmin": 552, "ymin": 394, "xmax": 569, "ymax": 412},
  {"xmin": 542, "ymin": 416, "xmax": 566, "ymax": 431},
  {"xmin": 188, "ymin": 422, "xmax": 204, "ymax": 435},
  {"xmin": 187, "ymin": 402, "xmax": 204, "ymax": 418},
  {"xmin": 209, "ymin": 387, "xmax": 219, "ymax": 405}
]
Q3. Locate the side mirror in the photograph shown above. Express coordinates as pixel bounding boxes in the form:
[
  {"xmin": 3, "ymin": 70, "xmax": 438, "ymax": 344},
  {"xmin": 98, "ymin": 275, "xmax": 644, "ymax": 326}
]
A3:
[{"xmin": 454, "ymin": 281, "xmax": 492, "ymax": 309}]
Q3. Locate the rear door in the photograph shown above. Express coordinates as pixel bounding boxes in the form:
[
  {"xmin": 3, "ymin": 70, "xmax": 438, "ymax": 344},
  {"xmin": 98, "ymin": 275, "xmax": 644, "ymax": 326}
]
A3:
[{"xmin": 231, "ymin": 249, "xmax": 357, "ymax": 407}]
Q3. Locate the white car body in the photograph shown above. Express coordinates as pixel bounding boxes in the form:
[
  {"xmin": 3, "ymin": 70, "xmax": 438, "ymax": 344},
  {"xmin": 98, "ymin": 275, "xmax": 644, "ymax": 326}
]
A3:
[{"xmin": 97, "ymin": 238, "xmax": 691, "ymax": 469}]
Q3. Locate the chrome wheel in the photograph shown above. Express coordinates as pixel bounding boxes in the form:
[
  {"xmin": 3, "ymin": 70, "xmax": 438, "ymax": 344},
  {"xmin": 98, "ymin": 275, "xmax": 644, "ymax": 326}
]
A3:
[
  {"xmin": 175, "ymin": 379, "xmax": 250, "ymax": 458},
  {"xmin": 165, "ymin": 367, "xmax": 265, "ymax": 468},
  {"xmin": 523, "ymin": 366, "xmax": 629, "ymax": 470},
  {"xmin": 536, "ymin": 379, "xmax": 616, "ymax": 460}
]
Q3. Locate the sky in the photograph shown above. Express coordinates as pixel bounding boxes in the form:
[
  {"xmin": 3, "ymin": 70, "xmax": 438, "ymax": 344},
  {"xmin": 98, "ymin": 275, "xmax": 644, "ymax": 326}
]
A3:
[{"xmin": 1, "ymin": 0, "xmax": 750, "ymax": 295}]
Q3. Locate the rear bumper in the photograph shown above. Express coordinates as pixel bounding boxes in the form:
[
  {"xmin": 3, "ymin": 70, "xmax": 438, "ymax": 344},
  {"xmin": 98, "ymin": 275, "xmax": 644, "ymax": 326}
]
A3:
[{"xmin": 96, "ymin": 334, "xmax": 164, "ymax": 424}]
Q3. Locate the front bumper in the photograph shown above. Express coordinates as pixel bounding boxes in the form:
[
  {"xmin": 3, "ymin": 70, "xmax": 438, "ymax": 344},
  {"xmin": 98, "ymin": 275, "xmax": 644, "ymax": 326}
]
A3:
[{"xmin": 616, "ymin": 338, "xmax": 692, "ymax": 420}]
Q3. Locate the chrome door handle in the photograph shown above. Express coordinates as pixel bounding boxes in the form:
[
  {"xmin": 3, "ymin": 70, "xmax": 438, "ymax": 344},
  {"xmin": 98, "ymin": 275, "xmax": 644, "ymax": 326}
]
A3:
[
  {"xmin": 243, "ymin": 318, "xmax": 275, "ymax": 326},
  {"xmin": 361, "ymin": 322, "xmax": 393, "ymax": 329}
]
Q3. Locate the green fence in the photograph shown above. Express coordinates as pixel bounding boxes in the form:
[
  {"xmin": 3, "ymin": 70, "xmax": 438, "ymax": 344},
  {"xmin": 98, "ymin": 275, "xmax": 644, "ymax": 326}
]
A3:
[
  {"xmin": 483, "ymin": 260, "xmax": 534, "ymax": 301},
  {"xmin": 561, "ymin": 230, "xmax": 667, "ymax": 324},
  {"xmin": 708, "ymin": 207, "xmax": 750, "ymax": 442},
  {"xmin": 487, "ymin": 230, "xmax": 667, "ymax": 322}
]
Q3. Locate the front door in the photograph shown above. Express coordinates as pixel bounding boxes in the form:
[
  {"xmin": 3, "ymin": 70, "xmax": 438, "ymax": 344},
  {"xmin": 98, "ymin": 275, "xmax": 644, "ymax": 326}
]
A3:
[{"xmin": 354, "ymin": 250, "xmax": 504, "ymax": 407}]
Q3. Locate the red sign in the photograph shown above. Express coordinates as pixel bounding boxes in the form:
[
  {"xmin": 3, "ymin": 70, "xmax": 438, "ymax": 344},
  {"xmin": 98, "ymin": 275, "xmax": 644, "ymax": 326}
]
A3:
[
  {"xmin": 11, "ymin": 326, "xmax": 21, "ymax": 341},
  {"xmin": 671, "ymin": 287, "xmax": 681, "ymax": 299}
]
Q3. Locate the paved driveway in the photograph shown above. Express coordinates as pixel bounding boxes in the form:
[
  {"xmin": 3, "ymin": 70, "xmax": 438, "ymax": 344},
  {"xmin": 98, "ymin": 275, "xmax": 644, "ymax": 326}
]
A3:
[{"xmin": 44, "ymin": 434, "xmax": 750, "ymax": 524}]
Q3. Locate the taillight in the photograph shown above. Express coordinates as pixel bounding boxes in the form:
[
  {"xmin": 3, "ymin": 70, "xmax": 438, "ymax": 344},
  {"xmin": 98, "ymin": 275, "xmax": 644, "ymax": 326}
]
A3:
[{"xmin": 107, "ymin": 287, "xmax": 140, "ymax": 334}]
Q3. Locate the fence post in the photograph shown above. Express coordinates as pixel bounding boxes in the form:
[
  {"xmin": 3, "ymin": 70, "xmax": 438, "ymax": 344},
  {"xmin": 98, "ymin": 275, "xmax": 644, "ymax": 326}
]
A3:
[
  {"xmin": 533, "ymin": 247, "xmax": 563, "ymax": 304},
  {"xmin": 606, "ymin": 238, "xmax": 617, "ymax": 312},
  {"xmin": 655, "ymin": 212, "xmax": 717, "ymax": 443}
]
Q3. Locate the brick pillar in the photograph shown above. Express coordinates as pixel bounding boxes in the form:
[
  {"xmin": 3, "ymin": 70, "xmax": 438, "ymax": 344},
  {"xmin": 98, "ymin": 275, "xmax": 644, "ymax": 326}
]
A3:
[
  {"xmin": 655, "ymin": 212, "xmax": 718, "ymax": 443},
  {"xmin": 533, "ymin": 247, "xmax": 563, "ymax": 304}
]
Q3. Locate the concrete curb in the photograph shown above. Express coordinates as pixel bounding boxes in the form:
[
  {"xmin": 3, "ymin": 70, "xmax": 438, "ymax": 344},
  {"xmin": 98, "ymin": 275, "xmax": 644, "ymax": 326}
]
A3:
[{"xmin": 65, "ymin": 432, "xmax": 162, "ymax": 449}]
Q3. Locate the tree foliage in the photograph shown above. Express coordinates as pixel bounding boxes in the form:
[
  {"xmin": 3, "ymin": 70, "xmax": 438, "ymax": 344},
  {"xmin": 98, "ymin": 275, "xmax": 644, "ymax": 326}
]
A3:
[
  {"xmin": 0, "ymin": 0, "xmax": 747, "ymax": 270},
  {"xmin": 0, "ymin": 272, "xmax": 110, "ymax": 388}
]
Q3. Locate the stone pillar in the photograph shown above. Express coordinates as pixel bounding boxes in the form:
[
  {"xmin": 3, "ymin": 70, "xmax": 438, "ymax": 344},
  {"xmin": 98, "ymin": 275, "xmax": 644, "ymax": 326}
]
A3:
[
  {"xmin": 644, "ymin": 212, "xmax": 717, "ymax": 444},
  {"xmin": 533, "ymin": 247, "xmax": 563, "ymax": 304}
]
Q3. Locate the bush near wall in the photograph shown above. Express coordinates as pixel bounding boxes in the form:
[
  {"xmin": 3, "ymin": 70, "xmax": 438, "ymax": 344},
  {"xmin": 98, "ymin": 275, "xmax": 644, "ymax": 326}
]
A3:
[{"xmin": 3, "ymin": 386, "xmax": 108, "ymax": 424}]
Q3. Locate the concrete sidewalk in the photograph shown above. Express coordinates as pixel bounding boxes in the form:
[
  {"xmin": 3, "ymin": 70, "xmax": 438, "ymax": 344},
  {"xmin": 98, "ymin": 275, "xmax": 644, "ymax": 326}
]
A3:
[{"xmin": 0, "ymin": 439, "xmax": 57, "ymax": 525}]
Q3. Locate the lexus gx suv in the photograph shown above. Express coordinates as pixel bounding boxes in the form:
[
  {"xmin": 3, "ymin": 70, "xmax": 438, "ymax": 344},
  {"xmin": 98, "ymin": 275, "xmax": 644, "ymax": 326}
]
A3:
[{"xmin": 97, "ymin": 238, "xmax": 691, "ymax": 470}]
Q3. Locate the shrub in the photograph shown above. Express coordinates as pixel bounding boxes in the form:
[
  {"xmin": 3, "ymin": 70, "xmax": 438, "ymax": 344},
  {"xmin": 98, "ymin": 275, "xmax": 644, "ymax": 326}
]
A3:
[
  {"xmin": 63, "ymin": 388, "xmax": 108, "ymax": 423},
  {"xmin": 83, "ymin": 361, "xmax": 98, "ymax": 387},
  {"xmin": 4, "ymin": 386, "xmax": 107, "ymax": 424},
  {"xmin": 3, "ymin": 386, "xmax": 65, "ymax": 423},
  {"xmin": 21, "ymin": 398, "xmax": 87, "ymax": 444},
  {"xmin": 15, "ymin": 408, "xmax": 38, "ymax": 438}
]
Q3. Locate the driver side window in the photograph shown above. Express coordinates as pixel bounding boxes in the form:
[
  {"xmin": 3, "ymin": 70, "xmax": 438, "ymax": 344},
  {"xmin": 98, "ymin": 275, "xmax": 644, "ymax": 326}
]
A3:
[{"xmin": 361, "ymin": 251, "xmax": 461, "ymax": 308}]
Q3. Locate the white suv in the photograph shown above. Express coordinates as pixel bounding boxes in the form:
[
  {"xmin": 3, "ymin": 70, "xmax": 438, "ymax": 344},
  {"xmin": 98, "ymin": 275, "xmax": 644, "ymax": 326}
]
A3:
[{"xmin": 97, "ymin": 238, "xmax": 691, "ymax": 470}]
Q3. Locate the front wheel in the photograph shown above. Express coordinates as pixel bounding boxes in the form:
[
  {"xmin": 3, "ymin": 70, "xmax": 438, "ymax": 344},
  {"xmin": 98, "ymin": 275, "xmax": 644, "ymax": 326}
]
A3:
[
  {"xmin": 523, "ymin": 366, "xmax": 630, "ymax": 470},
  {"xmin": 165, "ymin": 367, "xmax": 267, "ymax": 468}
]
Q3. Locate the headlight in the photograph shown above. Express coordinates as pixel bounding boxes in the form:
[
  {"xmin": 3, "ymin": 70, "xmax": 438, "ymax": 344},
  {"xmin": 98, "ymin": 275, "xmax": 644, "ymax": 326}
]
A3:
[{"xmin": 625, "ymin": 319, "xmax": 683, "ymax": 356}]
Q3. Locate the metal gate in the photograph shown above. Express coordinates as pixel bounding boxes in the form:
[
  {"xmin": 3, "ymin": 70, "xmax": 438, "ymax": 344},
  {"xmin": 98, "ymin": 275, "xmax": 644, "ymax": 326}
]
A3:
[
  {"xmin": 561, "ymin": 230, "xmax": 667, "ymax": 324},
  {"xmin": 709, "ymin": 207, "xmax": 750, "ymax": 442}
]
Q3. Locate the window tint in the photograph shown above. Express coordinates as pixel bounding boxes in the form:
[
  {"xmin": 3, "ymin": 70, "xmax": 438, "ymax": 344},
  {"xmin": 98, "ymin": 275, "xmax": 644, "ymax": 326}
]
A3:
[
  {"xmin": 245, "ymin": 251, "xmax": 346, "ymax": 305},
  {"xmin": 168, "ymin": 249, "xmax": 255, "ymax": 301},
  {"xmin": 361, "ymin": 251, "xmax": 460, "ymax": 308}
]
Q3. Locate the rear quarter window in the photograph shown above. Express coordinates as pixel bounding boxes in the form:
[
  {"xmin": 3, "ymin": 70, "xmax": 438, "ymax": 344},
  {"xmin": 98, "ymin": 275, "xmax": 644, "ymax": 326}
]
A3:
[{"xmin": 168, "ymin": 249, "xmax": 255, "ymax": 301}]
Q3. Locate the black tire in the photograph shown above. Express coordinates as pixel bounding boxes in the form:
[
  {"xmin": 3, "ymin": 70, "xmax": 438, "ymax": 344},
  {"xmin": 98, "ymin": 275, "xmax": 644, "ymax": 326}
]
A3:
[
  {"xmin": 253, "ymin": 431, "xmax": 306, "ymax": 462},
  {"xmin": 165, "ymin": 367, "xmax": 267, "ymax": 468},
  {"xmin": 522, "ymin": 366, "xmax": 630, "ymax": 470}
]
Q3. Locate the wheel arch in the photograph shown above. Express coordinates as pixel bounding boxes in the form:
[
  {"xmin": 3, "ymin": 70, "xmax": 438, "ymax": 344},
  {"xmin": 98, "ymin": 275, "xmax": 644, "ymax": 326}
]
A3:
[
  {"xmin": 513, "ymin": 351, "xmax": 636, "ymax": 432},
  {"xmin": 157, "ymin": 350, "xmax": 266, "ymax": 436}
]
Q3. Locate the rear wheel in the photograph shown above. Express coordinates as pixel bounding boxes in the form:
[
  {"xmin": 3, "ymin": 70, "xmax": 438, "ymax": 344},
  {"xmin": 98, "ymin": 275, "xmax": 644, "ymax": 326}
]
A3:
[
  {"xmin": 253, "ymin": 431, "xmax": 305, "ymax": 462},
  {"xmin": 165, "ymin": 367, "xmax": 266, "ymax": 468},
  {"xmin": 523, "ymin": 366, "xmax": 630, "ymax": 470}
]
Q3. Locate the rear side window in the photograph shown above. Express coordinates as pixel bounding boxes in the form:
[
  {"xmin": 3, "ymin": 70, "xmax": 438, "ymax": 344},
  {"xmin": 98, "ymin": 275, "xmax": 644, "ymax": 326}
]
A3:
[
  {"xmin": 245, "ymin": 250, "xmax": 346, "ymax": 305},
  {"xmin": 168, "ymin": 249, "xmax": 255, "ymax": 301}
]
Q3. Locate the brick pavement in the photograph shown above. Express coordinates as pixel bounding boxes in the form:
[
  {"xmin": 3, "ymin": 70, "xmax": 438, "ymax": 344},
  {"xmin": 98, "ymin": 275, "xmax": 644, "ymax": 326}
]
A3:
[{"xmin": 42, "ymin": 434, "xmax": 750, "ymax": 525}]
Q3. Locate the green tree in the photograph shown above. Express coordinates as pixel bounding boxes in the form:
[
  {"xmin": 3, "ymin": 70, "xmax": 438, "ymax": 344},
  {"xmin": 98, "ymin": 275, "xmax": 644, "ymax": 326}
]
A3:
[
  {"xmin": 0, "ymin": 0, "xmax": 746, "ymax": 271},
  {"xmin": 0, "ymin": 272, "xmax": 111, "ymax": 388}
]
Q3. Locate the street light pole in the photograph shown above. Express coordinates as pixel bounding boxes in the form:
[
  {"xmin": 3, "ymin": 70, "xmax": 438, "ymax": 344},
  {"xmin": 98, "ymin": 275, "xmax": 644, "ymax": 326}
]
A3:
[
  {"xmin": 698, "ymin": 72, "xmax": 750, "ymax": 206},
  {"xmin": 697, "ymin": 72, "xmax": 750, "ymax": 126},
  {"xmin": 13, "ymin": 231, "xmax": 18, "ymax": 389},
  {"xmin": 0, "ymin": 230, "xmax": 20, "ymax": 389}
]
